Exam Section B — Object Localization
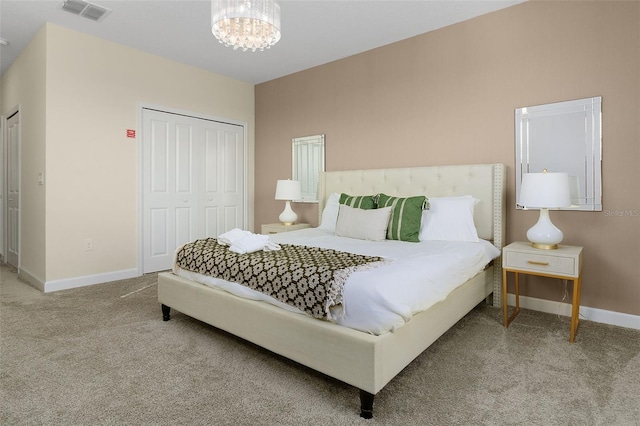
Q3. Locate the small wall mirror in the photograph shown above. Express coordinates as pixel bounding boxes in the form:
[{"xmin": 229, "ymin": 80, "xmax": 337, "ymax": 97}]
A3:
[
  {"xmin": 292, "ymin": 134, "xmax": 325, "ymax": 202},
  {"xmin": 515, "ymin": 96, "xmax": 602, "ymax": 211}
]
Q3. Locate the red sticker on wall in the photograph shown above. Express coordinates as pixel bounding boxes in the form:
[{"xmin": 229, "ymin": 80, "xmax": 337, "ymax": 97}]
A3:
[{"xmin": 127, "ymin": 129, "xmax": 136, "ymax": 138}]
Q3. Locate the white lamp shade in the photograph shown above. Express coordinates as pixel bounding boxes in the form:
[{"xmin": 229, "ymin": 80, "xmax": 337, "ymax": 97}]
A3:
[
  {"xmin": 519, "ymin": 172, "xmax": 571, "ymax": 209},
  {"xmin": 275, "ymin": 180, "xmax": 301, "ymax": 201}
]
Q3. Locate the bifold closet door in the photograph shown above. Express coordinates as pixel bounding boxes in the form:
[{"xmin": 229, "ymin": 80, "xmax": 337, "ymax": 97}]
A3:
[
  {"xmin": 6, "ymin": 111, "xmax": 20, "ymax": 269},
  {"xmin": 142, "ymin": 109, "xmax": 244, "ymax": 273},
  {"xmin": 199, "ymin": 121, "xmax": 245, "ymax": 238}
]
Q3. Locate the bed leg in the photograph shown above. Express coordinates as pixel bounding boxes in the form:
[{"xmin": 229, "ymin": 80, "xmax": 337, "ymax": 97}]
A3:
[
  {"xmin": 161, "ymin": 304, "xmax": 171, "ymax": 321},
  {"xmin": 359, "ymin": 390, "xmax": 375, "ymax": 419}
]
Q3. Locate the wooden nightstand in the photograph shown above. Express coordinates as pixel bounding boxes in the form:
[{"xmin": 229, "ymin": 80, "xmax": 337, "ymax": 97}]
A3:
[
  {"xmin": 261, "ymin": 223, "xmax": 311, "ymax": 234},
  {"xmin": 502, "ymin": 241, "xmax": 584, "ymax": 342}
]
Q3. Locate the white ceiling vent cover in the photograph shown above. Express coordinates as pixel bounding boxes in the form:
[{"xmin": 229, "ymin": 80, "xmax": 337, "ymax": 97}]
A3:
[{"xmin": 61, "ymin": 0, "xmax": 111, "ymax": 22}]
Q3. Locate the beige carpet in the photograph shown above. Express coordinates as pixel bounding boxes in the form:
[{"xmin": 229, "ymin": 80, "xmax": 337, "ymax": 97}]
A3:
[{"xmin": 1, "ymin": 263, "xmax": 639, "ymax": 425}]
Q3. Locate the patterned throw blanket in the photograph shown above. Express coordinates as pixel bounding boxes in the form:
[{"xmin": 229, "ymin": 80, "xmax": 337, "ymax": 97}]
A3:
[{"xmin": 174, "ymin": 238, "xmax": 385, "ymax": 320}]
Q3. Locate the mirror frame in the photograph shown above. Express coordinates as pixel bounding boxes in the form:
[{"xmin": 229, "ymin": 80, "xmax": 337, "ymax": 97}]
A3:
[
  {"xmin": 515, "ymin": 96, "xmax": 602, "ymax": 211},
  {"xmin": 292, "ymin": 134, "xmax": 325, "ymax": 203}
]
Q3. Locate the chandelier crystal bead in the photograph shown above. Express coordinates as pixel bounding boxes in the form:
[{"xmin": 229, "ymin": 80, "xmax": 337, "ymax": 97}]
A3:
[{"xmin": 211, "ymin": 0, "xmax": 281, "ymax": 52}]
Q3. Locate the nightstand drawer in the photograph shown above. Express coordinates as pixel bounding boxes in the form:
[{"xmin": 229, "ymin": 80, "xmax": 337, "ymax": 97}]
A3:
[{"xmin": 504, "ymin": 251, "xmax": 576, "ymax": 276}]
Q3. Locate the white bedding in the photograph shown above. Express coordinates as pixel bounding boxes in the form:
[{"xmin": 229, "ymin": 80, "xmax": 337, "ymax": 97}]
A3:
[{"xmin": 173, "ymin": 228, "xmax": 499, "ymax": 335}]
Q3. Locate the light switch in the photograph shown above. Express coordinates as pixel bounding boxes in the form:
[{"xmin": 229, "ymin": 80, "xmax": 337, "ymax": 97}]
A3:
[{"xmin": 38, "ymin": 172, "xmax": 44, "ymax": 185}]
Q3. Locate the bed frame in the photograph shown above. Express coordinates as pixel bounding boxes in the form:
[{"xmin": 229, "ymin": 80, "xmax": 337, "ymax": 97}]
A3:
[{"xmin": 158, "ymin": 163, "xmax": 506, "ymax": 418}]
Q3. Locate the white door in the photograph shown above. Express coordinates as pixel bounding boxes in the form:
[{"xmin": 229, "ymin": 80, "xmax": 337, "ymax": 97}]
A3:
[
  {"xmin": 200, "ymin": 122, "xmax": 245, "ymax": 236},
  {"xmin": 6, "ymin": 111, "xmax": 20, "ymax": 268},
  {"xmin": 142, "ymin": 109, "xmax": 245, "ymax": 273}
]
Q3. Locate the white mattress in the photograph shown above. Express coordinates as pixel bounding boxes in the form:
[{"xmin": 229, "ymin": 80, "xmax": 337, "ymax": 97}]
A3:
[{"xmin": 173, "ymin": 228, "xmax": 499, "ymax": 335}]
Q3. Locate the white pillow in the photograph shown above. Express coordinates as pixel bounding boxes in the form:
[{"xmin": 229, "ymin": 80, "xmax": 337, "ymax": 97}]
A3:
[
  {"xmin": 318, "ymin": 192, "xmax": 341, "ymax": 232},
  {"xmin": 419, "ymin": 196, "xmax": 480, "ymax": 242},
  {"xmin": 335, "ymin": 205, "xmax": 392, "ymax": 241}
]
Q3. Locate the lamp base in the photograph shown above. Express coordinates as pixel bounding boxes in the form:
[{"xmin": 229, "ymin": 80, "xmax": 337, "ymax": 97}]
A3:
[
  {"xmin": 531, "ymin": 242, "xmax": 558, "ymax": 250},
  {"xmin": 278, "ymin": 201, "xmax": 297, "ymax": 226},
  {"xmin": 526, "ymin": 208, "xmax": 563, "ymax": 250}
]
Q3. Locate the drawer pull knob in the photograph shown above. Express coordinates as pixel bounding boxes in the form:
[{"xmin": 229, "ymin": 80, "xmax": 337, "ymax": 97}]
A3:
[{"xmin": 528, "ymin": 260, "xmax": 549, "ymax": 266}]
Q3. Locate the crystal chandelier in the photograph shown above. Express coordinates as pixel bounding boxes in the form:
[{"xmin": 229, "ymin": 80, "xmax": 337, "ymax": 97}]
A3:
[{"xmin": 211, "ymin": 0, "xmax": 281, "ymax": 52}]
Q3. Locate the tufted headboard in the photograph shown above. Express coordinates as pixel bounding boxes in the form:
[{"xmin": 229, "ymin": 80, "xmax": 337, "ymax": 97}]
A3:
[{"xmin": 317, "ymin": 164, "xmax": 506, "ymax": 305}]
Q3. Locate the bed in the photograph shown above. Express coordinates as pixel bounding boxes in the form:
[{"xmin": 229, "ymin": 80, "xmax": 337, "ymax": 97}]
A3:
[{"xmin": 158, "ymin": 163, "xmax": 506, "ymax": 418}]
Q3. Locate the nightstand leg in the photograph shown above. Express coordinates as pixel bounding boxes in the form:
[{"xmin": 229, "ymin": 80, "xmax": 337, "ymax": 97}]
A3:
[
  {"xmin": 503, "ymin": 270, "xmax": 521, "ymax": 327},
  {"xmin": 511, "ymin": 272, "xmax": 521, "ymax": 324},
  {"xmin": 503, "ymin": 268, "xmax": 508, "ymax": 326},
  {"xmin": 570, "ymin": 276, "xmax": 582, "ymax": 343}
]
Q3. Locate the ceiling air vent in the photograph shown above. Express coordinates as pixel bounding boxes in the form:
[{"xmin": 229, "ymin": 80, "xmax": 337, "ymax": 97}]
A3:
[{"xmin": 61, "ymin": 0, "xmax": 111, "ymax": 22}]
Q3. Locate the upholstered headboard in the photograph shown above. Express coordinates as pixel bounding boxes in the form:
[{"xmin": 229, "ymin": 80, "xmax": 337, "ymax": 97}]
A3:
[{"xmin": 317, "ymin": 163, "xmax": 506, "ymax": 305}]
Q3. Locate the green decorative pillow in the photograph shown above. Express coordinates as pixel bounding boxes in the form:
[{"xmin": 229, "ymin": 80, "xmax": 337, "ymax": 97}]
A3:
[
  {"xmin": 339, "ymin": 193, "xmax": 376, "ymax": 210},
  {"xmin": 377, "ymin": 193, "xmax": 428, "ymax": 242}
]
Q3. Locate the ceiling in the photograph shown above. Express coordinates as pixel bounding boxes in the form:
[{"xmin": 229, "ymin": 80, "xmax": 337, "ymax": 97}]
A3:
[{"xmin": 0, "ymin": 1, "xmax": 525, "ymax": 84}]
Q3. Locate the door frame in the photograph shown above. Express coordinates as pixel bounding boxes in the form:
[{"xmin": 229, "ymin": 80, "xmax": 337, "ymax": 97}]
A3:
[{"xmin": 137, "ymin": 103, "xmax": 248, "ymax": 276}]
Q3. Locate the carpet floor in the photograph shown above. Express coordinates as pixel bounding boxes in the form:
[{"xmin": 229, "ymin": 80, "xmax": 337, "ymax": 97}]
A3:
[{"xmin": 1, "ymin": 263, "xmax": 639, "ymax": 425}]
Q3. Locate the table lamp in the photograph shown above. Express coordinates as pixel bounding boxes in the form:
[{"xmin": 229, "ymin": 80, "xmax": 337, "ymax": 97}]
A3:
[
  {"xmin": 518, "ymin": 170, "xmax": 571, "ymax": 249},
  {"xmin": 275, "ymin": 179, "xmax": 302, "ymax": 225}
]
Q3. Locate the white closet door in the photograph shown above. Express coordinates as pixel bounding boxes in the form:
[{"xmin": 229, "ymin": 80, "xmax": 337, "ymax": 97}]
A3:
[
  {"xmin": 6, "ymin": 111, "xmax": 20, "ymax": 269},
  {"xmin": 142, "ymin": 111, "xmax": 198, "ymax": 273},
  {"xmin": 142, "ymin": 109, "xmax": 245, "ymax": 273},
  {"xmin": 200, "ymin": 123, "xmax": 245, "ymax": 237}
]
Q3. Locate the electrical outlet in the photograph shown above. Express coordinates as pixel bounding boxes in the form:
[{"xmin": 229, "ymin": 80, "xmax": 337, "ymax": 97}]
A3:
[{"xmin": 84, "ymin": 238, "xmax": 94, "ymax": 251}]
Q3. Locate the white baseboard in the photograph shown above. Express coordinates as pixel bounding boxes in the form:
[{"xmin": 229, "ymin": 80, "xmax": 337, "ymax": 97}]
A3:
[
  {"xmin": 18, "ymin": 267, "xmax": 45, "ymax": 292},
  {"xmin": 507, "ymin": 294, "xmax": 640, "ymax": 330},
  {"xmin": 44, "ymin": 268, "xmax": 139, "ymax": 293}
]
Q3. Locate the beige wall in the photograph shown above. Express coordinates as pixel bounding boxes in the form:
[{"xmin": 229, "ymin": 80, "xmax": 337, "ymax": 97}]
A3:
[
  {"xmin": 255, "ymin": 1, "xmax": 640, "ymax": 316},
  {"xmin": 1, "ymin": 26, "xmax": 47, "ymax": 282},
  {"xmin": 2, "ymin": 23, "xmax": 255, "ymax": 285}
]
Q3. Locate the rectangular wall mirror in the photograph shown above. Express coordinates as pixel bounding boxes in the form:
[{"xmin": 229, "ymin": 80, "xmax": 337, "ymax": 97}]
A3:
[
  {"xmin": 515, "ymin": 96, "xmax": 602, "ymax": 211},
  {"xmin": 292, "ymin": 134, "xmax": 325, "ymax": 202}
]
